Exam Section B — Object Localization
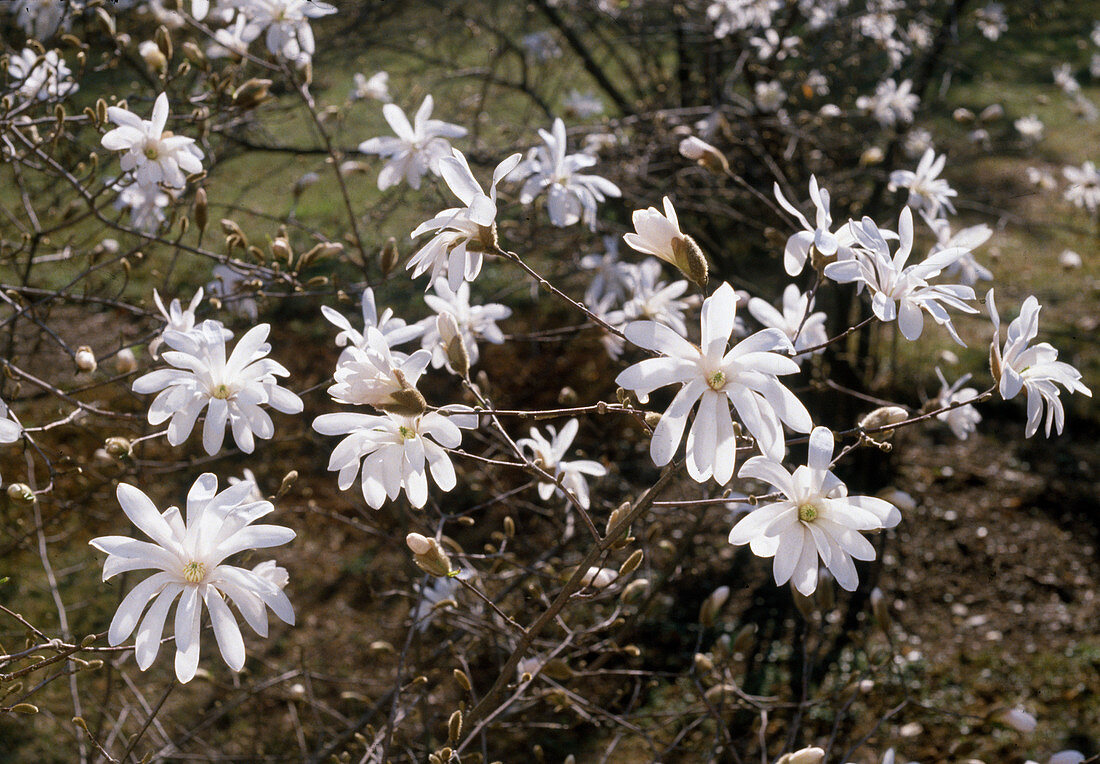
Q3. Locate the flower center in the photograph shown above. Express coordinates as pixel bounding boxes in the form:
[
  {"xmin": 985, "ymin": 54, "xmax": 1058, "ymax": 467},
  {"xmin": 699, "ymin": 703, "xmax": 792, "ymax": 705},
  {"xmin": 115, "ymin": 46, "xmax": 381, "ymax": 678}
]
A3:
[
  {"xmin": 143, "ymin": 140, "xmax": 161, "ymax": 160},
  {"xmin": 398, "ymin": 425, "xmax": 416, "ymax": 440},
  {"xmin": 211, "ymin": 383, "xmax": 233, "ymax": 400},
  {"xmin": 182, "ymin": 560, "xmax": 206, "ymax": 584},
  {"xmin": 706, "ymin": 370, "xmax": 727, "ymax": 391},
  {"xmin": 798, "ymin": 503, "xmax": 819, "ymax": 523}
]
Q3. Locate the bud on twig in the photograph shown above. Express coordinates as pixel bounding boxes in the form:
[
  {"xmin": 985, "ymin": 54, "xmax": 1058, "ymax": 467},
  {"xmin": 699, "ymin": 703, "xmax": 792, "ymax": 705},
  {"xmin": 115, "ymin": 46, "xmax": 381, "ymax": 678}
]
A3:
[
  {"xmin": 699, "ymin": 586, "xmax": 730, "ymax": 627},
  {"xmin": 859, "ymin": 406, "xmax": 909, "ymax": 433},
  {"xmin": 233, "ymin": 79, "xmax": 273, "ymax": 110},
  {"xmin": 406, "ymin": 533, "xmax": 452, "ymax": 577},
  {"xmin": 104, "ymin": 437, "xmax": 132, "ymax": 459},
  {"xmin": 618, "ymin": 549, "xmax": 643, "ymax": 577},
  {"xmin": 74, "ymin": 346, "xmax": 97, "ymax": 373},
  {"xmin": 670, "ymin": 234, "xmax": 709, "ymax": 288},
  {"xmin": 437, "ymin": 313, "xmax": 469, "ymax": 378},
  {"xmin": 379, "ymin": 237, "xmax": 400, "ymax": 277},
  {"xmin": 194, "ymin": 188, "xmax": 208, "ymax": 234},
  {"xmin": 447, "ymin": 709, "xmax": 462, "ymax": 742},
  {"xmin": 678, "ymin": 136, "xmax": 730, "ymax": 175}
]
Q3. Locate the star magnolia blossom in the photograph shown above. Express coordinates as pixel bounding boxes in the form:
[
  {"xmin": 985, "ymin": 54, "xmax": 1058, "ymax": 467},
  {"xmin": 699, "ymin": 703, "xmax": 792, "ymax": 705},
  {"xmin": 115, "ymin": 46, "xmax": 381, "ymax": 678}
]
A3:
[
  {"xmin": 517, "ymin": 419, "xmax": 607, "ymax": 510},
  {"xmin": 417, "ymin": 279, "xmax": 511, "ymax": 371},
  {"xmin": 934, "ymin": 367, "xmax": 982, "ymax": 440},
  {"xmin": 513, "ymin": 118, "xmax": 621, "ymax": 231},
  {"xmin": 8, "ymin": 48, "xmax": 78, "ymax": 102},
  {"xmin": 133, "ymin": 321, "xmax": 304, "ymax": 455},
  {"xmin": 149, "ymin": 287, "xmax": 231, "ymax": 358},
  {"xmin": 1062, "ymin": 160, "xmax": 1100, "ymax": 213},
  {"xmin": 321, "ymin": 287, "xmax": 423, "ymax": 365},
  {"xmin": 856, "ymin": 78, "xmax": 919, "ymax": 126},
  {"xmin": 606, "ymin": 259, "xmax": 694, "ymax": 338},
  {"xmin": 622, "ymin": 196, "xmax": 708, "ymax": 286},
  {"xmin": 728, "ymin": 427, "xmax": 901, "ymax": 595},
  {"xmin": 926, "ymin": 216, "xmax": 993, "ymax": 286},
  {"xmin": 89, "ymin": 475, "xmax": 295, "ymax": 683},
  {"xmin": 773, "ymin": 176, "xmax": 856, "ymax": 276},
  {"xmin": 747, "ymin": 284, "xmax": 828, "ymax": 361},
  {"xmin": 232, "ymin": 0, "xmax": 336, "ymax": 64},
  {"xmin": 888, "ymin": 148, "xmax": 958, "ymax": 218},
  {"xmin": 987, "ymin": 290, "xmax": 1091, "ymax": 437},
  {"xmin": 824, "ymin": 207, "xmax": 978, "ymax": 345},
  {"xmin": 312, "ymin": 407, "xmax": 478, "ymax": 508},
  {"xmin": 327, "ymin": 327, "xmax": 432, "ymax": 411},
  {"xmin": 101, "ymin": 93, "xmax": 203, "ymax": 189},
  {"xmin": 615, "ymin": 282, "xmax": 812, "ymax": 484},
  {"xmin": 408, "ymin": 149, "xmax": 521, "ymax": 292},
  {"xmin": 358, "ymin": 95, "xmax": 467, "ymax": 191}
]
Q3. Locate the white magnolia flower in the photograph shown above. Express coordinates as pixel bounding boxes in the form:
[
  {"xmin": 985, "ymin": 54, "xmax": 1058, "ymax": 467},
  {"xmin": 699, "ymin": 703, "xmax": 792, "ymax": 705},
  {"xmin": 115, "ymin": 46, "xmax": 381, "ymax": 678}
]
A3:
[
  {"xmin": 926, "ymin": 216, "xmax": 993, "ymax": 286},
  {"xmin": 109, "ymin": 176, "xmax": 173, "ymax": 234},
  {"xmin": 706, "ymin": 0, "xmax": 781, "ymax": 37},
  {"xmin": 513, "ymin": 118, "xmax": 622, "ymax": 231},
  {"xmin": 888, "ymin": 148, "xmax": 958, "ymax": 218},
  {"xmin": 1053, "ymin": 63, "xmax": 1080, "ymax": 96},
  {"xmin": 607, "ymin": 259, "xmax": 694, "ymax": 338},
  {"xmin": 1026, "ymin": 166, "xmax": 1057, "ymax": 189},
  {"xmin": 0, "ymin": 400, "xmax": 23, "ymax": 486},
  {"xmin": 7, "ymin": 0, "xmax": 69, "ymax": 39},
  {"xmin": 622, "ymin": 196, "xmax": 709, "ymax": 285},
  {"xmin": 312, "ymin": 407, "xmax": 477, "ymax": 509},
  {"xmin": 132, "ymin": 321, "xmax": 304, "ymax": 455},
  {"xmin": 580, "ymin": 236, "xmax": 632, "ymax": 307},
  {"xmin": 8, "ymin": 48, "xmax": 77, "ymax": 102},
  {"xmin": 101, "ymin": 93, "xmax": 204, "ymax": 189},
  {"xmin": 149, "ymin": 287, "xmax": 231, "ymax": 358},
  {"xmin": 856, "ymin": 78, "xmax": 920, "ymax": 126},
  {"xmin": 1062, "ymin": 160, "xmax": 1100, "ymax": 213},
  {"xmin": 1058, "ymin": 249, "xmax": 1083, "ymax": 269},
  {"xmin": 773, "ymin": 176, "xmax": 856, "ymax": 276},
  {"xmin": 408, "ymin": 149, "xmax": 521, "ymax": 291},
  {"xmin": 320, "ymin": 287, "xmax": 423, "ymax": 365},
  {"xmin": 89, "ymin": 476, "xmax": 295, "ymax": 683},
  {"xmin": 517, "ymin": 419, "xmax": 607, "ymax": 509},
  {"xmin": 1014, "ymin": 114, "xmax": 1044, "ymax": 142},
  {"xmin": 207, "ymin": 13, "xmax": 258, "ymax": 59},
  {"xmin": 418, "ymin": 279, "xmax": 510, "ymax": 371},
  {"xmin": 327, "ymin": 327, "xmax": 432, "ymax": 410},
  {"xmin": 754, "ymin": 80, "xmax": 786, "ymax": 113},
  {"xmin": 208, "ymin": 264, "xmax": 259, "ymax": 321},
  {"xmin": 615, "ymin": 282, "xmax": 812, "ymax": 483},
  {"xmin": 747, "ymin": 284, "xmax": 828, "ymax": 361},
  {"xmin": 352, "ymin": 71, "xmax": 391, "ymax": 102},
  {"xmin": 232, "ymin": 0, "xmax": 336, "ymax": 63},
  {"xmin": 987, "ymin": 290, "xmax": 1092, "ymax": 437},
  {"xmin": 975, "ymin": 2, "xmax": 1008, "ymax": 40},
  {"xmin": 412, "ymin": 571, "xmax": 468, "ymax": 632},
  {"xmin": 728, "ymin": 427, "xmax": 902, "ymax": 595},
  {"xmin": 934, "ymin": 367, "xmax": 982, "ymax": 440},
  {"xmin": 824, "ymin": 208, "xmax": 978, "ymax": 345},
  {"xmin": 358, "ymin": 95, "xmax": 468, "ymax": 191},
  {"xmin": 749, "ymin": 28, "xmax": 799, "ymax": 60},
  {"xmin": 562, "ymin": 90, "xmax": 604, "ymax": 119},
  {"xmin": 227, "ymin": 468, "xmax": 265, "ymax": 503},
  {"xmin": 903, "ymin": 127, "xmax": 934, "ymax": 158}
]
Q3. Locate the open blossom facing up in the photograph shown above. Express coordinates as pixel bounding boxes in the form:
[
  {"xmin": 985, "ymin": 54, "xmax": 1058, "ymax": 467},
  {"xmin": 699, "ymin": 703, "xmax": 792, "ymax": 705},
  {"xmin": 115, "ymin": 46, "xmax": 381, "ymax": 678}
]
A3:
[
  {"xmin": 856, "ymin": 78, "xmax": 920, "ymax": 126},
  {"xmin": 728, "ymin": 427, "xmax": 902, "ymax": 595},
  {"xmin": 889, "ymin": 148, "xmax": 958, "ymax": 218},
  {"xmin": 706, "ymin": 0, "xmax": 781, "ymax": 38},
  {"xmin": 352, "ymin": 71, "xmax": 391, "ymax": 102},
  {"xmin": 1014, "ymin": 114, "xmax": 1044, "ymax": 142},
  {"xmin": 312, "ymin": 407, "xmax": 477, "ymax": 509},
  {"xmin": 408, "ymin": 149, "xmax": 521, "ymax": 291},
  {"xmin": 417, "ymin": 279, "xmax": 511, "ymax": 371},
  {"xmin": 580, "ymin": 236, "xmax": 632, "ymax": 307},
  {"xmin": 623, "ymin": 196, "xmax": 708, "ymax": 286},
  {"xmin": 1062, "ymin": 160, "xmax": 1100, "ymax": 213},
  {"xmin": 517, "ymin": 419, "xmax": 607, "ymax": 510},
  {"xmin": 773, "ymin": 176, "xmax": 855, "ymax": 276},
  {"xmin": 320, "ymin": 287, "xmax": 423, "ymax": 364},
  {"xmin": 102, "ymin": 93, "xmax": 203, "ymax": 189},
  {"xmin": 615, "ymin": 282, "xmax": 812, "ymax": 484},
  {"xmin": 934, "ymin": 367, "xmax": 982, "ymax": 440},
  {"xmin": 8, "ymin": 48, "xmax": 78, "ymax": 102},
  {"xmin": 89, "ymin": 475, "xmax": 295, "ymax": 683},
  {"xmin": 824, "ymin": 207, "xmax": 978, "ymax": 345},
  {"xmin": 987, "ymin": 290, "xmax": 1091, "ymax": 437},
  {"xmin": 133, "ymin": 321, "xmax": 304, "ymax": 455},
  {"xmin": 358, "ymin": 95, "xmax": 467, "ymax": 191},
  {"xmin": 513, "ymin": 118, "xmax": 621, "ymax": 231},
  {"xmin": 747, "ymin": 284, "xmax": 828, "ymax": 361}
]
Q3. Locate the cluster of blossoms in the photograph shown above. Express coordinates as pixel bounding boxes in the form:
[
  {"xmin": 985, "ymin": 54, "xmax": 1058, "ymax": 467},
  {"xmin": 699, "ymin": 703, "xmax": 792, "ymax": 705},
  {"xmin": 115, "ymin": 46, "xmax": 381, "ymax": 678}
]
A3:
[{"xmin": 7, "ymin": 48, "xmax": 78, "ymax": 103}]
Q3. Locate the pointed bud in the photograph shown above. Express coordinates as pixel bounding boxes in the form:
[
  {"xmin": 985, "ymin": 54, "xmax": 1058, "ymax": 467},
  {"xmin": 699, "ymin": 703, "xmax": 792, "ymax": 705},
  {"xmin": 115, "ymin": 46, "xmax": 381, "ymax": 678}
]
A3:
[
  {"xmin": 699, "ymin": 586, "xmax": 730, "ymax": 627},
  {"xmin": 233, "ymin": 79, "xmax": 273, "ymax": 110},
  {"xmin": 859, "ymin": 406, "xmax": 909, "ymax": 433},
  {"xmin": 379, "ymin": 236, "xmax": 400, "ymax": 277},
  {"xmin": 678, "ymin": 136, "xmax": 729, "ymax": 174},
  {"xmin": 437, "ymin": 312, "xmax": 470, "ymax": 378},
  {"xmin": 406, "ymin": 533, "xmax": 453, "ymax": 577},
  {"xmin": 379, "ymin": 368, "xmax": 428, "ymax": 417},
  {"xmin": 447, "ymin": 710, "xmax": 463, "ymax": 742},
  {"xmin": 618, "ymin": 549, "xmax": 643, "ymax": 577},
  {"xmin": 670, "ymin": 235, "xmax": 708, "ymax": 288},
  {"xmin": 989, "ymin": 340, "xmax": 1002, "ymax": 386},
  {"xmin": 870, "ymin": 587, "xmax": 891, "ymax": 632},
  {"xmin": 114, "ymin": 347, "xmax": 137, "ymax": 374},
  {"xmin": 194, "ymin": 188, "xmax": 208, "ymax": 234},
  {"xmin": 620, "ymin": 578, "xmax": 649, "ymax": 604}
]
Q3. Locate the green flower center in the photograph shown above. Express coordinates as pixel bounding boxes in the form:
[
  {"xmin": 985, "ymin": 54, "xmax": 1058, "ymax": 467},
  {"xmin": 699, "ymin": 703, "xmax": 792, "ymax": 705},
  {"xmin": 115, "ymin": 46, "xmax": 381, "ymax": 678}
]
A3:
[
  {"xmin": 398, "ymin": 425, "xmax": 416, "ymax": 440},
  {"xmin": 182, "ymin": 560, "xmax": 206, "ymax": 584},
  {"xmin": 706, "ymin": 370, "xmax": 727, "ymax": 391},
  {"xmin": 798, "ymin": 503, "xmax": 819, "ymax": 523},
  {"xmin": 211, "ymin": 383, "xmax": 233, "ymax": 400}
]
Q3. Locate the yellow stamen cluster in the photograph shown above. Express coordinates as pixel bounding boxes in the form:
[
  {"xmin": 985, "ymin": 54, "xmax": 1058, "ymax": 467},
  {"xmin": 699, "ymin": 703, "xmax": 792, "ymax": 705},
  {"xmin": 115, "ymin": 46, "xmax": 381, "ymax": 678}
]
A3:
[{"xmin": 182, "ymin": 560, "xmax": 206, "ymax": 584}]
